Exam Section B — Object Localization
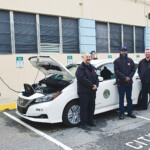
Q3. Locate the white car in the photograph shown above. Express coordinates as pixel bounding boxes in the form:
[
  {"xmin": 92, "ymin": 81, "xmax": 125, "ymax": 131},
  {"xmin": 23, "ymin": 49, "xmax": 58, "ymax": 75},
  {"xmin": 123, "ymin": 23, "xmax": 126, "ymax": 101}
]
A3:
[{"xmin": 16, "ymin": 56, "xmax": 141, "ymax": 127}]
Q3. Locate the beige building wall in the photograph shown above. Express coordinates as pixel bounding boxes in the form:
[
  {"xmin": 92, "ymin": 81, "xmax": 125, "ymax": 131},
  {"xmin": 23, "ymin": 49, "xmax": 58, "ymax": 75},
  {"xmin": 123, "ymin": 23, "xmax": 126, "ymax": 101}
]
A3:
[
  {"xmin": 0, "ymin": 0, "xmax": 150, "ymax": 26},
  {"xmin": 0, "ymin": 54, "xmax": 145, "ymax": 101},
  {"xmin": 0, "ymin": 0, "xmax": 149, "ymax": 101}
]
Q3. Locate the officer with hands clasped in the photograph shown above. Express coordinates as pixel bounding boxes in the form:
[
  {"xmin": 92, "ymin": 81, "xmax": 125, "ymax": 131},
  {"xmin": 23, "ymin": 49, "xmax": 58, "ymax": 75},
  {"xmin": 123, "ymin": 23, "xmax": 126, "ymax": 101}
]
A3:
[
  {"xmin": 76, "ymin": 53, "xmax": 99, "ymax": 130},
  {"xmin": 114, "ymin": 46, "xmax": 136, "ymax": 119},
  {"xmin": 138, "ymin": 49, "xmax": 150, "ymax": 110}
]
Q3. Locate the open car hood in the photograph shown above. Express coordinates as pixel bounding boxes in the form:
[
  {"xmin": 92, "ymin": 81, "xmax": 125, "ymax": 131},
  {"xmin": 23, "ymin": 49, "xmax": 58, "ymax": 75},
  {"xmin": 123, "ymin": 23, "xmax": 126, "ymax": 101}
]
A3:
[{"xmin": 29, "ymin": 56, "xmax": 74, "ymax": 79}]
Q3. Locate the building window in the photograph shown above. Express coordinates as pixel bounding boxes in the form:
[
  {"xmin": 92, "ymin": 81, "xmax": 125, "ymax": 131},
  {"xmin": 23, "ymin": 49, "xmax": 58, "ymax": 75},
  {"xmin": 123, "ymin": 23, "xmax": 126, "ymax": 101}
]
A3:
[
  {"xmin": 62, "ymin": 18, "xmax": 79, "ymax": 53},
  {"xmin": 0, "ymin": 10, "xmax": 11, "ymax": 54},
  {"xmin": 123, "ymin": 25, "xmax": 134, "ymax": 53},
  {"xmin": 40, "ymin": 15, "xmax": 59, "ymax": 53},
  {"xmin": 135, "ymin": 27, "xmax": 144, "ymax": 53},
  {"xmin": 110, "ymin": 23, "xmax": 122, "ymax": 53},
  {"xmin": 96, "ymin": 22, "xmax": 108, "ymax": 53},
  {"xmin": 14, "ymin": 12, "xmax": 37, "ymax": 53}
]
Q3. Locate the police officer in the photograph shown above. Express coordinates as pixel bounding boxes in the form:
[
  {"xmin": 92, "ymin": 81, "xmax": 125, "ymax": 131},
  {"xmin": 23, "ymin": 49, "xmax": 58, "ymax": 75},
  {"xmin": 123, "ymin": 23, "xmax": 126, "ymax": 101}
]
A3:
[
  {"xmin": 114, "ymin": 46, "xmax": 136, "ymax": 119},
  {"xmin": 76, "ymin": 53, "xmax": 99, "ymax": 130},
  {"xmin": 138, "ymin": 49, "xmax": 150, "ymax": 110},
  {"xmin": 91, "ymin": 51, "xmax": 98, "ymax": 60}
]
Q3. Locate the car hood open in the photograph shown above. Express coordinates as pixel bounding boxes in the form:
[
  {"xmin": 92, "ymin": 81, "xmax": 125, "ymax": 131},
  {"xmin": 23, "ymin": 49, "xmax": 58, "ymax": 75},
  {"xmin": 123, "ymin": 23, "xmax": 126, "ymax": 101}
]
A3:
[{"xmin": 29, "ymin": 56, "xmax": 74, "ymax": 79}]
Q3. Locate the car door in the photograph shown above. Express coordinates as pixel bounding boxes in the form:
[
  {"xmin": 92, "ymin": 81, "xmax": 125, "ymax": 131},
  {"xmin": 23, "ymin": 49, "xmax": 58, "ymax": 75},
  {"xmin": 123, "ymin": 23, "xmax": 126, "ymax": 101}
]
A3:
[
  {"xmin": 131, "ymin": 65, "xmax": 141, "ymax": 104},
  {"xmin": 95, "ymin": 63, "xmax": 119, "ymax": 109}
]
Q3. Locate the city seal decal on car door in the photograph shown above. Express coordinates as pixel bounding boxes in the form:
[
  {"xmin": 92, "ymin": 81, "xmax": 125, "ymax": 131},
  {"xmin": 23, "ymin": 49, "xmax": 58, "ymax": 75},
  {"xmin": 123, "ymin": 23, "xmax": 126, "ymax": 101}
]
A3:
[{"xmin": 103, "ymin": 89, "xmax": 110, "ymax": 99}]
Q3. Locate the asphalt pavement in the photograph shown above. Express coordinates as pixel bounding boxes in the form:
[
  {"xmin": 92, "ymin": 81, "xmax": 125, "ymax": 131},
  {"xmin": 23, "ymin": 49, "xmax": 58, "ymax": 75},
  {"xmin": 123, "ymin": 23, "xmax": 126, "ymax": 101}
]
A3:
[{"xmin": 1, "ymin": 107, "xmax": 150, "ymax": 150}]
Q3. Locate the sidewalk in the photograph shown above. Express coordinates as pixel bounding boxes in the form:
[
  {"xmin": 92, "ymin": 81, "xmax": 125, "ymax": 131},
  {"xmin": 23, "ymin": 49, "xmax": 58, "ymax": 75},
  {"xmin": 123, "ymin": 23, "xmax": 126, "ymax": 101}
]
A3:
[{"xmin": 0, "ymin": 99, "xmax": 16, "ymax": 111}]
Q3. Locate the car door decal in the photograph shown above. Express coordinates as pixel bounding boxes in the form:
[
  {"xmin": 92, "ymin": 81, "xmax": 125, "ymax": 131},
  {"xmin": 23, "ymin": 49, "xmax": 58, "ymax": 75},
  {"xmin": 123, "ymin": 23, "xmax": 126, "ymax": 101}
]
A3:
[{"xmin": 103, "ymin": 89, "xmax": 110, "ymax": 99}]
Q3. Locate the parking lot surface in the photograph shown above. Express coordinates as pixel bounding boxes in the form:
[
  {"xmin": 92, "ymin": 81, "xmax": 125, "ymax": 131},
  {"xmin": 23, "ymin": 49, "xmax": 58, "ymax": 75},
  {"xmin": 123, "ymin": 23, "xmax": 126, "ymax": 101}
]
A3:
[{"xmin": 1, "ymin": 108, "xmax": 150, "ymax": 150}]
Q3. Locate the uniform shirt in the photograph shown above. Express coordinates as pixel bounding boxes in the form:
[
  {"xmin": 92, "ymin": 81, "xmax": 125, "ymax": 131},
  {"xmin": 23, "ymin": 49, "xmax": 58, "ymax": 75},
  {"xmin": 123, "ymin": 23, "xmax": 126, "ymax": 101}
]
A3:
[
  {"xmin": 138, "ymin": 58, "xmax": 150, "ymax": 84},
  {"xmin": 114, "ymin": 54, "xmax": 136, "ymax": 85},
  {"xmin": 75, "ymin": 62, "xmax": 99, "ymax": 94}
]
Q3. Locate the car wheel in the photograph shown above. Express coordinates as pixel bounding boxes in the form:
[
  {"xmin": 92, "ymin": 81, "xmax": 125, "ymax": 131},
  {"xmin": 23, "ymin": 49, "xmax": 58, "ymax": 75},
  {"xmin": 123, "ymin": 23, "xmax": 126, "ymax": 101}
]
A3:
[{"xmin": 63, "ymin": 100, "xmax": 80, "ymax": 127}]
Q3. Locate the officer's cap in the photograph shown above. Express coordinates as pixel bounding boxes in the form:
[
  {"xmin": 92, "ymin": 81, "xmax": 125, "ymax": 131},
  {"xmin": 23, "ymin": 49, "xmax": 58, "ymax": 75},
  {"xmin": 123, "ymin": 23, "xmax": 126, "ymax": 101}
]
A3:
[{"xmin": 120, "ymin": 46, "xmax": 127, "ymax": 51}]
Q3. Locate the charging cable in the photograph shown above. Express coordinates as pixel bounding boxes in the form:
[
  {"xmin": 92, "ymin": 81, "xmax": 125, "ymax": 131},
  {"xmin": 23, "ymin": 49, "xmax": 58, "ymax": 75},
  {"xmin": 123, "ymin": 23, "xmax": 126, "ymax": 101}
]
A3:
[{"xmin": 0, "ymin": 77, "xmax": 22, "ymax": 93}]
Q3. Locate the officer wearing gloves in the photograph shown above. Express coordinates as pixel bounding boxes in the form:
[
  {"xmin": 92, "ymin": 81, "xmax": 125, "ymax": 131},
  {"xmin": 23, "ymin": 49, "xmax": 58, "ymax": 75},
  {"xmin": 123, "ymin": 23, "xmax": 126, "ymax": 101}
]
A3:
[
  {"xmin": 76, "ymin": 53, "xmax": 99, "ymax": 130},
  {"xmin": 114, "ymin": 46, "xmax": 136, "ymax": 119},
  {"xmin": 138, "ymin": 49, "xmax": 150, "ymax": 110}
]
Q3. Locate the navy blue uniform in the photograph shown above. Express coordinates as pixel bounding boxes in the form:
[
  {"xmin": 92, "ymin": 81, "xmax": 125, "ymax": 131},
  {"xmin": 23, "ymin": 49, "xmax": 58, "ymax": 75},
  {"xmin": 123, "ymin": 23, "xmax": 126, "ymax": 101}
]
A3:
[
  {"xmin": 76, "ymin": 62, "xmax": 99, "ymax": 126},
  {"xmin": 138, "ymin": 58, "xmax": 150, "ymax": 109},
  {"xmin": 114, "ymin": 54, "xmax": 136, "ymax": 115},
  {"xmin": 114, "ymin": 55, "xmax": 136, "ymax": 85}
]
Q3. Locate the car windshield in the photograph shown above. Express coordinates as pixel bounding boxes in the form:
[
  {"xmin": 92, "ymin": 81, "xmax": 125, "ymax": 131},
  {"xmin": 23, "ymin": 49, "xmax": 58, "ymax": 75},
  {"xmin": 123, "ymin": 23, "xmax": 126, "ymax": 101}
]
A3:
[
  {"xmin": 66, "ymin": 64, "xmax": 79, "ymax": 77},
  {"xmin": 48, "ymin": 62, "xmax": 138, "ymax": 82}
]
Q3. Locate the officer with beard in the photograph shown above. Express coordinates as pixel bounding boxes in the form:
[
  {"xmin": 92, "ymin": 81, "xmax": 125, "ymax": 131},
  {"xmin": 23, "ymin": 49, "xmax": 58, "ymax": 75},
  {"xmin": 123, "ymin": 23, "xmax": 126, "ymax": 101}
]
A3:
[{"xmin": 114, "ymin": 46, "xmax": 136, "ymax": 119}]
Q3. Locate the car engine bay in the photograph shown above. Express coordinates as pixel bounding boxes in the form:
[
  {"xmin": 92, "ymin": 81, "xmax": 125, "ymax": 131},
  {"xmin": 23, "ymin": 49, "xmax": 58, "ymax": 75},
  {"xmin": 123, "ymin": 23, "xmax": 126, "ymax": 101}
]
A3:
[{"xmin": 22, "ymin": 75, "xmax": 71, "ymax": 97}]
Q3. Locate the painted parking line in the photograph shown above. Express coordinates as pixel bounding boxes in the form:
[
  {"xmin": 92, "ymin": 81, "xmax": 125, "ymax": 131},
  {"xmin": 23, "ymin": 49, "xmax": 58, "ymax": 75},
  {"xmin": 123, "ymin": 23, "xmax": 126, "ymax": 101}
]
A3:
[
  {"xmin": 115, "ymin": 110, "xmax": 150, "ymax": 121},
  {"xmin": 3, "ymin": 112, "xmax": 72, "ymax": 150},
  {"xmin": 136, "ymin": 115, "xmax": 150, "ymax": 121},
  {"xmin": 125, "ymin": 115, "xmax": 150, "ymax": 149}
]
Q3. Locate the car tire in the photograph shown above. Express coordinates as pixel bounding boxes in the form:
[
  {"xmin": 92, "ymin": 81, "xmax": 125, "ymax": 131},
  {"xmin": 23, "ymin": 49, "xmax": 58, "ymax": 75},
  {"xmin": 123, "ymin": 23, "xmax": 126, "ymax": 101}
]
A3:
[{"xmin": 63, "ymin": 100, "xmax": 80, "ymax": 127}]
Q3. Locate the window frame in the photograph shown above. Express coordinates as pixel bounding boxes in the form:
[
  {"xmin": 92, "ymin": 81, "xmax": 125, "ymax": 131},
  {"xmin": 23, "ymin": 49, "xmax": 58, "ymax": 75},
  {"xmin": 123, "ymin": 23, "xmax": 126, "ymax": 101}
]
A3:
[{"xmin": 96, "ymin": 63, "xmax": 116, "ymax": 81}]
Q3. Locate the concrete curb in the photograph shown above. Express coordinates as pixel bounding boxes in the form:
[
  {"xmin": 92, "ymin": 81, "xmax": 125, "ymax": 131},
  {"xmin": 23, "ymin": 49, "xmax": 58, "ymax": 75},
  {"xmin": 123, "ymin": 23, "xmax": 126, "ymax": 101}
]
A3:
[{"xmin": 0, "ymin": 102, "xmax": 16, "ymax": 111}]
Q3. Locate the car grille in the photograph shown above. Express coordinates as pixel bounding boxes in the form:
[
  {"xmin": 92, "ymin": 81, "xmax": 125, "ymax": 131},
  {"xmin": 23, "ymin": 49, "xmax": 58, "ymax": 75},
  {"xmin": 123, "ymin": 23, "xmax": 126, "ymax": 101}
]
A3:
[
  {"xmin": 17, "ymin": 97, "xmax": 30, "ymax": 107},
  {"xmin": 17, "ymin": 105, "xmax": 28, "ymax": 114}
]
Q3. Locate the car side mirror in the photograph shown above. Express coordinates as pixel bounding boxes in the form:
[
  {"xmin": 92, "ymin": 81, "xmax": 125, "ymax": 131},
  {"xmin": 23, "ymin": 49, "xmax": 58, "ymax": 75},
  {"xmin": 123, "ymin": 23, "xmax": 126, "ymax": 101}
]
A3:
[{"xmin": 98, "ymin": 77, "xmax": 103, "ymax": 82}]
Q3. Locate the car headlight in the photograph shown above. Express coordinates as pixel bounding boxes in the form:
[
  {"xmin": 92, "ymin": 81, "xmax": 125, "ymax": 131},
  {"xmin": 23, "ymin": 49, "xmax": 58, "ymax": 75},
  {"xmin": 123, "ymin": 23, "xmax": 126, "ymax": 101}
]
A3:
[{"xmin": 34, "ymin": 92, "xmax": 61, "ymax": 103}]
